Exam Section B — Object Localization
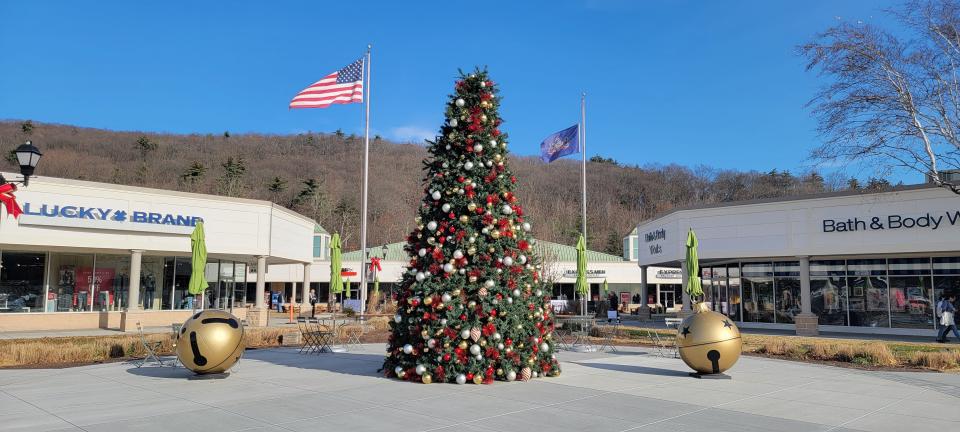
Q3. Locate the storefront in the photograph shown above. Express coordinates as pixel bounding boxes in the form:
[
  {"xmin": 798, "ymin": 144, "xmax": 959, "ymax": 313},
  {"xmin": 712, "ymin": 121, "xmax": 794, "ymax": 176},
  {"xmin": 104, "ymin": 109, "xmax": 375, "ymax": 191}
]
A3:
[
  {"xmin": 634, "ymin": 185, "xmax": 960, "ymax": 336},
  {"xmin": 257, "ymin": 239, "xmax": 681, "ymax": 315},
  {"xmin": 0, "ymin": 173, "xmax": 316, "ymax": 331}
]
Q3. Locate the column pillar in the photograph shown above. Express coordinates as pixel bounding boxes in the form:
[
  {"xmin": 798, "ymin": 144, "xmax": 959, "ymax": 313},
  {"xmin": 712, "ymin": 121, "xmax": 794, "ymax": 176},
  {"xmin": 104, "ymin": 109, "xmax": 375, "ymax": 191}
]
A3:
[
  {"xmin": 247, "ymin": 255, "xmax": 269, "ymax": 327},
  {"xmin": 301, "ymin": 263, "xmax": 311, "ymax": 312},
  {"xmin": 120, "ymin": 250, "xmax": 145, "ymax": 331},
  {"xmin": 255, "ymin": 256, "xmax": 267, "ymax": 308},
  {"xmin": 127, "ymin": 250, "xmax": 144, "ymax": 311},
  {"xmin": 639, "ymin": 265, "xmax": 651, "ymax": 319},
  {"xmin": 795, "ymin": 255, "xmax": 818, "ymax": 336},
  {"xmin": 680, "ymin": 260, "xmax": 692, "ymax": 318}
]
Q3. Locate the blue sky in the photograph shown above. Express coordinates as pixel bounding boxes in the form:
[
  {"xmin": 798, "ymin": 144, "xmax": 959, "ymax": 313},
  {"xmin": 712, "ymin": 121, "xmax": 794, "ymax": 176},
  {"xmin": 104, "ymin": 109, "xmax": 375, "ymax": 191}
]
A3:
[{"xmin": 0, "ymin": 0, "xmax": 907, "ymax": 181}]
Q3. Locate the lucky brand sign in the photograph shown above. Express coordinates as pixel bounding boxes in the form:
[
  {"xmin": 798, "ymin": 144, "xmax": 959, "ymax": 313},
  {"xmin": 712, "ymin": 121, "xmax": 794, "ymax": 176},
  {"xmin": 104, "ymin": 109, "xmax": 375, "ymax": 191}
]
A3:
[{"xmin": 16, "ymin": 193, "xmax": 202, "ymax": 234}]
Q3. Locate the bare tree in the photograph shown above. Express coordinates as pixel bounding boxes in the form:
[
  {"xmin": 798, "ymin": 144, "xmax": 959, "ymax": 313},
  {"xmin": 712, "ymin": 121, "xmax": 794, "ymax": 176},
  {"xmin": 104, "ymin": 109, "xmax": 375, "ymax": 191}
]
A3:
[{"xmin": 800, "ymin": 0, "xmax": 960, "ymax": 193}]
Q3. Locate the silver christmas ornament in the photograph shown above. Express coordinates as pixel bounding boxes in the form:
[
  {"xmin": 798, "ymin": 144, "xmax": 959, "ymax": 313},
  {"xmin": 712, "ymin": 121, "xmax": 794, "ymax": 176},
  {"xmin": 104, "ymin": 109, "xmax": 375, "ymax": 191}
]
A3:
[
  {"xmin": 427, "ymin": 221, "xmax": 438, "ymax": 231},
  {"xmin": 455, "ymin": 98, "xmax": 465, "ymax": 107},
  {"xmin": 402, "ymin": 344, "xmax": 413, "ymax": 354}
]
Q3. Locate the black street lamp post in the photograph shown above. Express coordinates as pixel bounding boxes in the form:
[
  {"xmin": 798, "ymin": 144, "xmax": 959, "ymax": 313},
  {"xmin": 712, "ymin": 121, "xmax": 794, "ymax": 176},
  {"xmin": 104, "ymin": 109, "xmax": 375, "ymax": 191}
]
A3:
[{"xmin": 1, "ymin": 140, "xmax": 43, "ymax": 186}]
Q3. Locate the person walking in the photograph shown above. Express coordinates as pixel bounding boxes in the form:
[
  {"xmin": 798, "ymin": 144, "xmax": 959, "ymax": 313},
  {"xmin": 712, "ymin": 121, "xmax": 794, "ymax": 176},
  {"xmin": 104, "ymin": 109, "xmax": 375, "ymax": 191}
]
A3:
[
  {"xmin": 937, "ymin": 295, "xmax": 959, "ymax": 343},
  {"xmin": 309, "ymin": 288, "xmax": 317, "ymax": 318}
]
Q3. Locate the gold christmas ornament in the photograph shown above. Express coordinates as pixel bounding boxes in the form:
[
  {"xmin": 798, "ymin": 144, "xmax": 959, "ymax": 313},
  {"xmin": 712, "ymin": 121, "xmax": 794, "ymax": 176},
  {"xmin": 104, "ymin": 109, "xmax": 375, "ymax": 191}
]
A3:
[
  {"xmin": 175, "ymin": 310, "xmax": 245, "ymax": 375},
  {"xmin": 459, "ymin": 215, "xmax": 469, "ymax": 223},
  {"xmin": 676, "ymin": 302, "xmax": 742, "ymax": 375},
  {"xmin": 422, "ymin": 373, "xmax": 433, "ymax": 384},
  {"xmin": 467, "ymin": 202, "xmax": 477, "ymax": 211},
  {"xmin": 473, "ymin": 375, "xmax": 484, "ymax": 384}
]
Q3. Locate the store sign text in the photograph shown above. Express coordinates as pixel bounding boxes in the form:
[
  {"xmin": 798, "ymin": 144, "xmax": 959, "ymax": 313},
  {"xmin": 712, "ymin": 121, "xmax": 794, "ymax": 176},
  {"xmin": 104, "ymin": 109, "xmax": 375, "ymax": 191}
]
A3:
[
  {"xmin": 822, "ymin": 211, "xmax": 960, "ymax": 233},
  {"xmin": 644, "ymin": 228, "xmax": 666, "ymax": 255},
  {"xmin": 21, "ymin": 203, "xmax": 202, "ymax": 228}
]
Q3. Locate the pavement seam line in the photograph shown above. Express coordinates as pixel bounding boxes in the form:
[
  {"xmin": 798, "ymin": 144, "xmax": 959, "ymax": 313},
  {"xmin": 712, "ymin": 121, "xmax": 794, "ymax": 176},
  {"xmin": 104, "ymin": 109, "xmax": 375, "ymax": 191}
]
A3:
[
  {"xmin": 616, "ymin": 379, "xmax": 819, "ymax": 432},
  {"xmin": 821, "ymin": 388, "xmax": 929, "ymax": 432},
  {"xmin": 0, "ymin": 386, "xmax": 91, "ymax": 432}
]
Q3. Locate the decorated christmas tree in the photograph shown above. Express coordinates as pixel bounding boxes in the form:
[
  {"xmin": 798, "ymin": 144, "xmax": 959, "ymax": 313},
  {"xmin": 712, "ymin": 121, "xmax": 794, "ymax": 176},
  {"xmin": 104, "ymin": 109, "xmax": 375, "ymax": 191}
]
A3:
[{"xmin": 383, "ymin": 69, "xmax": 561, "ymax": 384}]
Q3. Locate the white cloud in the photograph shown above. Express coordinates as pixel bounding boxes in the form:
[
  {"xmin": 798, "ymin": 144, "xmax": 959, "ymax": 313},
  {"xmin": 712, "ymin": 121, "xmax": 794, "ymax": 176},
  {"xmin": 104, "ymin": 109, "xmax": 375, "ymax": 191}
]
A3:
[{"xmin": 390, "ymin": 126, "xmax": 435, "ymax": 144}]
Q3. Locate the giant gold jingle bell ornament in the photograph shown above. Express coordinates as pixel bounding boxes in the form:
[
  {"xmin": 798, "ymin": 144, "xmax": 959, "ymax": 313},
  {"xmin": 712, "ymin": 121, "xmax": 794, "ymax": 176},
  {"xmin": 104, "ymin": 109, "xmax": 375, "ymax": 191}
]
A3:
[
  {"xmin": 676, "ymin": 302, "xmax": 741, "ymax": 375},
  {"xmin": 175, "ymin": 310, "xmax": 245, "ymax": 374}
]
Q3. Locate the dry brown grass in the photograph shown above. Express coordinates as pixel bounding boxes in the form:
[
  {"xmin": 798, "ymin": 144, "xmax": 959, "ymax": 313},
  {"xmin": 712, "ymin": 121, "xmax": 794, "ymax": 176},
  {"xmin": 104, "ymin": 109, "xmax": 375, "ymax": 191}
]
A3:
[
  {"xmin": 907, "ymin": 351, "xmax": 960, "ymax": 370},
  {"xmin": 0, "ymin": 327, "xmax": 287, "ymax": 368}
]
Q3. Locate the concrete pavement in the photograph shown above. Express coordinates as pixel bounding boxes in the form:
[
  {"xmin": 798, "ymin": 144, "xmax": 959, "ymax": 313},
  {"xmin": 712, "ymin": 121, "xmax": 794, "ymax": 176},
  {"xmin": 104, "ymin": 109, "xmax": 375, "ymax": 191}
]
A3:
[{"xmin": 0, "ymin": 344, "xmax": 957, "ymax": 432}]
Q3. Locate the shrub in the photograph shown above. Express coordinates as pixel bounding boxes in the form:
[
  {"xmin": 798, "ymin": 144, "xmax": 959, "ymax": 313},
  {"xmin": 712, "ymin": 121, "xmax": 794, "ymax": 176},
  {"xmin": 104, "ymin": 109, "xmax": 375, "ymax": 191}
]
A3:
[
  {"xmin": 908, "ymin": 351, "xmax": 960, "ymax": 370},
  {"xmin": 343, "ymin": 307, "xmax": 356, "ymax": 318}
]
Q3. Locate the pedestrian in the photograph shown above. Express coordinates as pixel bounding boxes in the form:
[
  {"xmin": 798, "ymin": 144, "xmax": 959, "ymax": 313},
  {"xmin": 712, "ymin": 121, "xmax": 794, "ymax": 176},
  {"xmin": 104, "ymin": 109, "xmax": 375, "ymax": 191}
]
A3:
[
  {"xmin": 309, "ymin": 288, "xmax": 317, "ymax": 317},
  {"xmin": 276, "ymin": 290, "xmax": 285, "ymax": 313},
  {"xmin": 607, "ymin": 292, "xmax": 619, "ymax": 323},
  {"xmin": 937, "ymin": 295, "xmax": 959, "ymax": 343}
]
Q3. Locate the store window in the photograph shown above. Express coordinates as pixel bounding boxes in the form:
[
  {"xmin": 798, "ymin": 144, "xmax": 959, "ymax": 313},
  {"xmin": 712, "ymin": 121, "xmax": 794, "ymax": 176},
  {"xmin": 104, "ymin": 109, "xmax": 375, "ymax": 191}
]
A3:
[
  {"xmin": 847, "ymin": 259, "xmax": 889, "ymax": 327},
  {"xmin": 811, "ymin": 260, "xmax": 848, "ymax": 326},
  {"xmin": 313, "ymin": 236, "xmax": 323, "ymax": 259},
  {"xmin": 0, "ymin": 251, "xmax": 46, "ymax": 313},
  {"xmin": 741, "ymin": 262, "xmax": 774, "ymax": 323},
  {"xmin": 888, "ymin": 258, "xmax": 933, "ymax": 329},
  {"xmin": 92, "ymin": 254, "xmax": 130, "ymax": 312},
  {"xmin": 933, "ymin": 257, "xmax": 960, "ymax": 331},
  {"xmin": 726, "ymin": 264, "xmax": 741, "ymax": 322},
  {"xmin": 774, "ymin": 261, "xmax": 801, "ymax": 324},
  {"xmin": 49, "ymin": 253, "xmax": 96, "ymax": 312}
]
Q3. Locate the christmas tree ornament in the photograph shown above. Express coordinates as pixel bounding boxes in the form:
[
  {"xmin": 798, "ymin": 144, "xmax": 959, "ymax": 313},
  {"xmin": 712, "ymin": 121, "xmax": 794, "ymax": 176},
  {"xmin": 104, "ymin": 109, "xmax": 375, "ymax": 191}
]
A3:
[
  {"xmin": 456, "ymin": 374, "xmax": 467, "ymax": 385},
  {"xmin": 460, "ymin": 329, "xmax": 471, "ymax": 340},
  {"xmin": 475, "ymin": 143, "xmax": 483, "ymax": 152},
  {"xmin": 450, "ymin": 119, "xmax": 458, "ymax": 127},
  {"xmin": 394, "ymin": 314, "xmax": 402, "ymax": 323},
  {"xmin": 506, "ymin": 370, "xmax": 517, "ymax": 381},
  {"xmin": 473, "ymin": 375, "xmax": 484, "ymax": 384},
  {"xmin": 441, "ymin": 293, "xmax": 452, "ymax": 303},
  {"xmin": 418, "ymin": 248, "xmax": 427, "ymax": 257},
  {"xmin": 455, "ymin": 98, "xmax": 465, "ymax": 107},
  {"xmin": 416, "ymin": 273, "xmax": 426, "ymax": 282},
  {"xmin": 478, "ymin": 287, "xmax": 488, "ymax": 297},
  {"xmin": 395, "ymin": 366, "xmax": 405, "ymax": 377},
  {"xmin": 422, "ymin": 374, "xmax": 433, "ymax": 384},
  {"xmin": 174, "ymin": 310, "xmax": 244, "ymax": 375},
  {"xmin": 442, "ymin": 203, "xmax": 451, "ymax": 212},
  {"xmin": 470, "ymin": 327, "xmax": 482, "ymax": 341},
  {"xmin": 403, "ymin": 344, "xmax": 413, "ymax": 354},
  {"xmin": 677, "ymin": 302, "xmax": 742, "ymax": 375},
  {"xmin": 443, "ymin": 263, "xmax": 455, "ymax": 273},
  {"xmin": 503, "ymin": 256, "xmax": 513, "ymax": 266},
  {"xmin": 464, "ymin": 161, "xmax": 474, "ymax": 170},
  {"xmin": 470, "ymin": 344, "xmax": 481, "ymax": 355},
  {"xmin": 427, "ymin": 221, "xmax": 438, "ymax": 231},
  {"xmin": 520, "ymin": 367, "xmax": 532, "ymax": 381},
  {"xmin": 415, "ymin": 364, "xmax": 427, "ymax": 375},
  {"xmin": 431, "ymin": 191, "xmax": 442, "ymax": 200}
]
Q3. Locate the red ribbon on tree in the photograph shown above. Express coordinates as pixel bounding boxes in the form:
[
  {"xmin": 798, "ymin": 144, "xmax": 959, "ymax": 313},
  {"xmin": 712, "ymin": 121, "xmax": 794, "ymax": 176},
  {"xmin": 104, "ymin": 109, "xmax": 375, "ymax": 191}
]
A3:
[
  {"xmin": 369, "ymin": 256, "xmax": 382, "ymax": 272},
  {"xmin": 0, "ymin": 183, "xmax": 23, "ymax": 219}
]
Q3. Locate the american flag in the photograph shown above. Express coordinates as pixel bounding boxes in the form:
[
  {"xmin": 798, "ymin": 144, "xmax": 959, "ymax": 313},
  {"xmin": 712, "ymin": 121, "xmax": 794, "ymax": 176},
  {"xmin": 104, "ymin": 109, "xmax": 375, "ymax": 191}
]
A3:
[{"xmin": 289, "ymin": 57, "xmax": 364, "ymax": 109}]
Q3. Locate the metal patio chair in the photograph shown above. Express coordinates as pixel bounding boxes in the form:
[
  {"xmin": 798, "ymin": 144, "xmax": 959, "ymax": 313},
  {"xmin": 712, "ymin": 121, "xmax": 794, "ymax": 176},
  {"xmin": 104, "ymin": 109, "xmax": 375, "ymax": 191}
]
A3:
[
  {"xmin": 646, "ymin": 329, "xmax": 678, "ymax": 358},
  {"xmin": 135, "ymin": 322, "xmax": 166, "ymax": 367},
  {"xmin": 554, "ymin": 320, "xmax": 573, "ymax": 350},
  {"xmin": 595, "ymin": 320, "xmax": 620, "ymax": 353},
  {"xmin": 310, "ymin": 318, "xmax": 334, "ymax": 353}
]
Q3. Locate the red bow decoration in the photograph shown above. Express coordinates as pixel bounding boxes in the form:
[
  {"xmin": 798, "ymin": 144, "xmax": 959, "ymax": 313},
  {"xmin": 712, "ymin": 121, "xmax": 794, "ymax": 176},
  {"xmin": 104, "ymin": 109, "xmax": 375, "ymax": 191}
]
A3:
[
  {"xmin": 0, "ymin": 183, "xmax": 23, "ymax": 219},
  {"xmin": 369, "ymin": 256, "xmax": 382, "ymax": 272}
]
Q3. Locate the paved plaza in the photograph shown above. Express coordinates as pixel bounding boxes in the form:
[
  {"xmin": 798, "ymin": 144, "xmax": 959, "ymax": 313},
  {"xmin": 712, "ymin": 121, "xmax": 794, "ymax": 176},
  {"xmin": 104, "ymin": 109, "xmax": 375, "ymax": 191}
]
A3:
[{"xmin": 0, "ymin": 344, "xmax": 958, "ymax": 432}]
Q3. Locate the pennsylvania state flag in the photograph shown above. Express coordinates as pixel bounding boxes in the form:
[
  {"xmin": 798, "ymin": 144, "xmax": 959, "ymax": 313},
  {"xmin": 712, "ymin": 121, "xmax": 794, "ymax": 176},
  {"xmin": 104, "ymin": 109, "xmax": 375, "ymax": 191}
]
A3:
[{"xmin": 539, "ymin": 124, "xmax": 580, "ymax": 163}]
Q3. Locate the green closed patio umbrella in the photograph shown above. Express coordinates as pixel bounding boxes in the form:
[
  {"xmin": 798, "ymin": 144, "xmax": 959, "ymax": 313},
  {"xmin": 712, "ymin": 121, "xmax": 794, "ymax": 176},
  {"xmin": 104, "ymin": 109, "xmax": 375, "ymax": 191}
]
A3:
[
  {"xmin": 187, "ymin": 221, "xmax": 208, "ymax": 309},
  {"xmin": 574, "ymin": 234, "xmax": 588, "ymax": 315},
  {"xmin": 345, "ymin": 278, "xmax": 352, "ymax": 299},
  {"xmin": 330, "ymin": 233, "xmax": 343, "ymax": 308},
  {"xmin": 685, "ymin": 228, "xmax": 704, "ymax": 300},
  {"xmin": 602, "ymin": 278, "xmax": 609, "ymax": 293}
]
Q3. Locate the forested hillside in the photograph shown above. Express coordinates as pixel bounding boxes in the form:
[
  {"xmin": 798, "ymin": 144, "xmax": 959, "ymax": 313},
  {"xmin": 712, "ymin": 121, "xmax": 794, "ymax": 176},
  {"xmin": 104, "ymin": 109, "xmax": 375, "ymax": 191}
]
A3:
[{"xmin": 0, "ymin": 121, "xmax": 890, "ymax": 254}]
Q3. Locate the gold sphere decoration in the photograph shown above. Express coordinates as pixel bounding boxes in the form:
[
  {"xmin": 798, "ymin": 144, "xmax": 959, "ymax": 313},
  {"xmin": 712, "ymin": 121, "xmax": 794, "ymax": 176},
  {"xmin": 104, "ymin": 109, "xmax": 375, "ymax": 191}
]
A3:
[
  {"xmin": 473, "ymin": 375, "xmax": 484, "ymax": 384},
  {"xmin": 175, "ymin": 310, "xmax": 245, "ymax": 374},
  {"xmin": 459, "ymin": 215, "xmax": 470, "ymax": 223},
  {"xmin": 467, "ymin": 203, "xmax": 477, "ymax": 211},
  {"xmin": 422, "ymin": 373, "xmax": 433, "ymax": 384},
  {"xmin": 676, "ymin": 303, "xmax": 742, "ymax": 375}
]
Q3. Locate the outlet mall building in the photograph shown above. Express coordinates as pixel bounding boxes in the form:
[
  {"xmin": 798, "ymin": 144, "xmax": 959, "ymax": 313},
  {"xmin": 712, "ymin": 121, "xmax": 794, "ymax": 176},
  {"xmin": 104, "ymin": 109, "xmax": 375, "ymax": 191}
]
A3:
[
  {"xmin": 0, "ymin": 174, "xmax": 317, "ymax": 331},
  {"xmin": 0, "ymin": 174, "xmax": 682, "ymax": 333},
  {"xmin": 634, "ymin": 185, "xmax": 960, "ymax": 337}
]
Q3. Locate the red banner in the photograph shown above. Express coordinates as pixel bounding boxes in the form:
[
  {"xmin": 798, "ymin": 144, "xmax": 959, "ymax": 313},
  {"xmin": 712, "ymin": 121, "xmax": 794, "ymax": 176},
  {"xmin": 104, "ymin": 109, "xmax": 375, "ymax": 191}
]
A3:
[{"xmin": 0, "ymin": 183, "xmax": 22, "ymax": 219}]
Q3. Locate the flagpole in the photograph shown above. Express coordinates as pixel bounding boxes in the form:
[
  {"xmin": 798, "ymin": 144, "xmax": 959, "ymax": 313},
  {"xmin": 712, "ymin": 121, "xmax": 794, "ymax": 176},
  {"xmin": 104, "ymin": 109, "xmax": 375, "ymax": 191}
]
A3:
[
  {"xmin": 358, "ymin": 44, "xmax": 372, "ymax": 317},
  {"xmin": 580, "ymin": 92, "xmax": 587, "ymax": 316}
]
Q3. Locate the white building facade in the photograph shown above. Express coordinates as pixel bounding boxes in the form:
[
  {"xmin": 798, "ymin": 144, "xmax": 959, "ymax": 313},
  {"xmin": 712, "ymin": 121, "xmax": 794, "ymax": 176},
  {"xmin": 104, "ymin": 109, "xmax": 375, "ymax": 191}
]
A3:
[
  {"xmin": 635, "ymin": 185, "xmax": 960, "ymax": 336},
  {"xmin": 0, "ymin": 174, "xmax": 316, "ymax": 331}
]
